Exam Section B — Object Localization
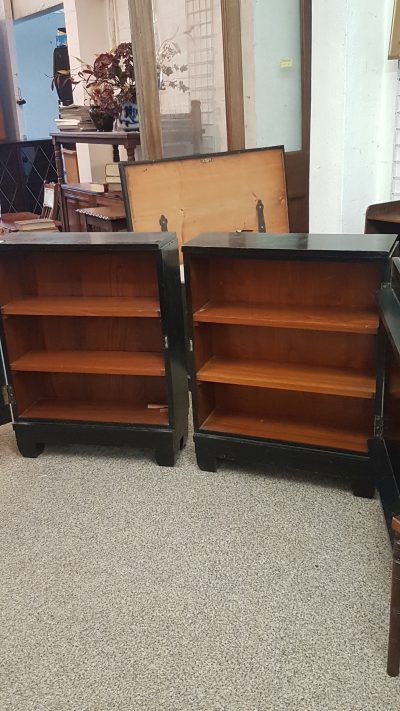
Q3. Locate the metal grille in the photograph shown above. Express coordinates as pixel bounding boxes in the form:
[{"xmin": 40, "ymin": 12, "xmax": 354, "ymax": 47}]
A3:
[
  {"xmin": 0, "ymin": 146, "xmax": 19, "ymax": 214},
  {"xmin": 20, "ymin": 143, "xmax": 57, "ymax": 214},
  {"xmin": 186, "ymin": 0, "xmax": 216, "ymax": 153},
  {"xmin": 0, "ymin": 141, "xmax": 57, "ymax": 214}
]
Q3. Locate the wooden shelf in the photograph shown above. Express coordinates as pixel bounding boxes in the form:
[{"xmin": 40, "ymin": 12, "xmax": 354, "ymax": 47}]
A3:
[
  {"xmin": 20, "ymin": 399, "xmax": 168, "ymax": 425},
  {"xmin": 11, "ymin": 350, "xmax": 165, "ymax": 377},
  {"xmin": 201, "ymin": 410, "xmax": 368, "ymax": 453},
  {"xmin": 1, "ymin": 297, "xmax": 160, "ymax": 318},
  {"xmin": 197, "ymin": 357, "xmax": 375, "ymax": 399},
  {"xmin": 193, "ymin": 301, "xmax": 378, "ymax": 334}
]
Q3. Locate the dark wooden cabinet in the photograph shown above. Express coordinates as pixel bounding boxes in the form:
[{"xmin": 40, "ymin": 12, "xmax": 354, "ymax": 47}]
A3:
[
  {"xmin": 374, "ymin": 257, "xmax": 400, "ymax": 533},
  {"xmin": 183, "ymin": 232, "xmax": 398, "ymax": 495},
  {"xmin": 0, "ymin": 233, "xmax": 188, "ymax": 464}
]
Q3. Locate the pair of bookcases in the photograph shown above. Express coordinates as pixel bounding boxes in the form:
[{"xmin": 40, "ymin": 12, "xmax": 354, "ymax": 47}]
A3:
[{"xmin": 0, "ymin": 231, "xmax": 398, "ymax": 502}]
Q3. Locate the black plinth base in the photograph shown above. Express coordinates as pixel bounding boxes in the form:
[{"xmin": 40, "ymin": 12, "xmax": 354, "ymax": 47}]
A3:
[
  {"xmin": 14, "ymin": 421, "xmax": 187, "ymax": 466},
  {"xmin": 194, "ymin": 432, "xmax": 376, "ymax": 498}
]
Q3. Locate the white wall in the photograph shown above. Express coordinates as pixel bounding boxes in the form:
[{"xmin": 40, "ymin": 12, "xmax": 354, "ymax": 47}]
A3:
[
  {"xmin": 310, "ymin": 0, "xmax": 397, "ymax": 233},
  {"xmin": 252, "ymin": 0, "xmax": 302, "ymax": 152},
  {"xmin": 113, "ymin": 0, "xmax": 130, "ymax": 44},
  {"xmin": 12, "ymin": 0, "xmax": 60, "ymax": 20},
  {"xmin": 63, "ymin": 0, "xmax": 114, "ymax": 181}
]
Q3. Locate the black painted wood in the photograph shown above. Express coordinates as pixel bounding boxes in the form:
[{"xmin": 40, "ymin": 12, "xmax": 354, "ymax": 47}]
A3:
[
  {"xmin": 377, "ymin": 284, "xmax": 400, "ymax": 535},
  {"xmin": 183, "ymin": 232, "xmax": 398, "ymax": 260},
  {"xmin": 0, "ymin": 232, "xmax": 175, "ymax": 251}
]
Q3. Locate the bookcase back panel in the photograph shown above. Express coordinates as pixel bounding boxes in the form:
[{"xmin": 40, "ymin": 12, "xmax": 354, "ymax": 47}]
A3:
[
  {"xmin": 196, "ymin": 384, "xmax": 373, "ymax": 451},
  {"xmin": 194, "ymin": 323, "xmax": 376, "ymax": 372},
  {"xmin": 213, "ymin": 385, "xmax": 372, "ymax": 428},
  {"xmin": 3, "ymin": 316, "xmax": 163, "ymax": 362},
  {"xmin": 0, "ymin": 252, "xmax": 159, "ymax": 303},
  {"xmin": 189, "ymin": 257, "xmax": 381, "ymax": 310},
  {"xmin": 12, "ymin": 372, "xmax": 168, "ymax": 421},
  {"xmin": 123, "ymin": 147, "xmax": 289, "ymax": 249}
]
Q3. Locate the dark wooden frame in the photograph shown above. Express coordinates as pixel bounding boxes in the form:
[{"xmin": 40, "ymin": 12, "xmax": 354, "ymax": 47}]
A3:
[
  {"xmin": 284, "ymin": 0, "xmax": 312, "ymax": 233},
  {"xmin": 119, "ymin": 144, "xmax": 289, "ymax": 240},
  {"xmin": 0, "ymin": 233, "xmax": 188, "ymax": 465}
]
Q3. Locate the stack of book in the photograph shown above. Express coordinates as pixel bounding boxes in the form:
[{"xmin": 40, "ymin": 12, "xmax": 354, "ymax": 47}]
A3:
[
  {"xmin": 55, "ymin": 105, "xmax": 95, "ymax": 131},
  {"xmin": 105, "ymin": 163, "xmax": 122, "ymax": 192},
  {"xmin": 14, "ymin": 218, "xmax": 58, "ymax": 232}
]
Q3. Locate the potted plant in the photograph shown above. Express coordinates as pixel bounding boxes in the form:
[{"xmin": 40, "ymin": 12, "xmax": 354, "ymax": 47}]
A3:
[{"xmin": 78, "ymin": 44, "xmax": 137, "ymax": 131}]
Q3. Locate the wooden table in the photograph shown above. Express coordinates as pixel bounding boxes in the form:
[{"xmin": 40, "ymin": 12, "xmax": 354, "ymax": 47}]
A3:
[
  {"xmin": 365, "ymin": 200, "xmax": 400, "ymax": 235},
  {"xmin": 51, "ymin": 131, "xmax": 140, "ymax": 187},
  {"xmin": 76, "ymin": 205, "xmax": 127, "ymax": 232}
]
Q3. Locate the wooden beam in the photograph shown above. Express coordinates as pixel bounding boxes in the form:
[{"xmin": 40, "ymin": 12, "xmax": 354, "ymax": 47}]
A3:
[
  {"xmin": 127, "ymin": 0, "xmax": 162, "ymax": 160},
  {"xmin": 221, "ymin": 0, "xmax": 245, "ymax": 151}
]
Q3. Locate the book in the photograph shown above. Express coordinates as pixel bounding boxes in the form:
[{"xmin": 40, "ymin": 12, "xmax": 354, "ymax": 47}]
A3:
[
  {"xmin": 14, "ymin": 218, "xmax": 57, "ymax": 232},
  {"xmin": 105, "ymin": 163, "xmax": 120, "ymax": 177},
  {"xmin": 59, "ymin": 104, "xmax": 91, "ymax": 119},
  {"xmin": 14, "ymin": 218, "xmax": 54, "ymax": 227},
  {"xmin": 106, "ymin": 183, "xmax": 122, "ymax": 193},
  {"xmin": 105, "ymin": 176, "xmax": 121, "ymax": 184}
]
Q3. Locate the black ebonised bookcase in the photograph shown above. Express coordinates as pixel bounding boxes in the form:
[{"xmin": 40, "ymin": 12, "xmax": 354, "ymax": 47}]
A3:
[
  {"xmin": 0, "ymin": 233, "xmax": 188, "ymax": 465},
  {"xmin": 183, "ymin": 232, "xmax": 398, "ymax": 497},
  {"xmin": 373, "ymin": 257, "xmax": 400, "ymax": 532}
]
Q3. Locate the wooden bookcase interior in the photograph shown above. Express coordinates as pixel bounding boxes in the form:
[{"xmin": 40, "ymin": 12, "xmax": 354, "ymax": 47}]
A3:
[
  {"xmin": 188, "ymin": 255, "xmax": 381, "ymax": 454},
  {"xmin": 0, "ymin": 251, "xmax": 168, "ymax": 426}
]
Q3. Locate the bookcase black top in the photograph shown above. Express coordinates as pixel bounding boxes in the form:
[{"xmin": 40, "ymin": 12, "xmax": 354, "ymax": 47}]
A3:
[
  {"xmin": 183, "ymin": 233, "xmax": 398, "ymax": 260},
  {"xmin": 0, "ymin": 232, "xmax": 176, "ymax": 252}
]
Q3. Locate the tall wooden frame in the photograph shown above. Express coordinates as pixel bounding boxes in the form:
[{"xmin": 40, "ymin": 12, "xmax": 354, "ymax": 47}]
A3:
[
  {"xmin": 127, "ymin": 0, "xmax": 162, "ymax": 160},
  {"xmin": 389, "ymin": 0, "xmax": 400, "ymax": 59},
  {"xmin": 221, "ymin": 0, "xmax": 245, "ymax": 150},
  {"xmin": 127, "ymin": 0, "xmax": 312, "ymax": 230},
  {"xmin": 284, "ymin": 0, "xmax": 312, "ymax": 232}
]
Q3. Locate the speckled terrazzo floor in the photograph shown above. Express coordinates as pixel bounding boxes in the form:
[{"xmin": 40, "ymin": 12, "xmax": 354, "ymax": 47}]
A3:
[{"xmin": 0, "ymin": 421, "xmax": 398, "ymax": 711}]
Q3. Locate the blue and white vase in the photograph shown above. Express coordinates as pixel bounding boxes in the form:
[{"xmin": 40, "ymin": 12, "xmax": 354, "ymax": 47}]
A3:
[{"xmin": 119, "ymin": 101, "xmax": 139, "ymax": 131}]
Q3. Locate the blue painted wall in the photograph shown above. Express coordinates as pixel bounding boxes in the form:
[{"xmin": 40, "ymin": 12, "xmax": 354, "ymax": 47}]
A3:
[
  {"xmin": 253, "ymin": 0, "xmax": 302, "ymax": 152},
  {"xmin": 14, "ymin": 9, "xmax": 65, "ymax": 140}
]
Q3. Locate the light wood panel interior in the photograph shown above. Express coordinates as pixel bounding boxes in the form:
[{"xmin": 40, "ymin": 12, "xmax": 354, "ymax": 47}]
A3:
[
  {"xmin": 189, "ymin": 256, "xmax": 381, "ymax": 312},
  {"xmin": 197, "ymin": 357, "xmax": 375, "ymax": 399},
  {"xmin": 3, "ymin": 316, "xmax": 163, "ymax": 362},
  {"xmin": 13, "ymin": 373, "xmax": 168, "ymax": 425},
  {"xmin": 2, "ymin": 297, "xmax": 160, "ymax": 318},
  {"xmin": 0, "ymin": 250, "xmax": 167, "ymax": 426},
  {"xmin": 0, "ymin": 252, "xmax": 159, "ymax": 306},
  {"xmin": 20, "ymin": 400, "xmax": 168, "ymax": 426},
  {"xmin": 123, "ymin": 148, "xmax": 289, "ymax": 249},
  {"xmin": 193, "ymin": 324, "xmax": 376, "ymax": 371},
  {"xmin": 189, "ymin": 255, "xmax": 380, "ymax": 453},
  {"xmin": 11, "ymin": 351, "xmax": 165, "ymax": 377},
  {"xmin": 196, "ymin": 383, "xmax": 372, "ymax": 453},
  {"xmin": 193, "ymin": 301, "xmax": 378, "ymax": 334}
]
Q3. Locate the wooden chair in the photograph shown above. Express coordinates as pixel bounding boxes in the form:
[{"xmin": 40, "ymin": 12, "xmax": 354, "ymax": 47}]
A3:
[
  {"xmin": 62, "ymin": 148, "xmax": 80, "ymax": 184},
  {"xmin": 388, "ymin": 515, "xmax": 400, "ymax": 676},
  {"xmin": 41, "ymin": 182, "xmax": 60, "ymax": 222},
  {"xmin": 161, "ymin": 99, "xmax": 203, "ymax": 157}
]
